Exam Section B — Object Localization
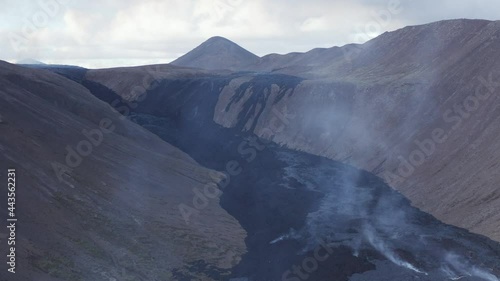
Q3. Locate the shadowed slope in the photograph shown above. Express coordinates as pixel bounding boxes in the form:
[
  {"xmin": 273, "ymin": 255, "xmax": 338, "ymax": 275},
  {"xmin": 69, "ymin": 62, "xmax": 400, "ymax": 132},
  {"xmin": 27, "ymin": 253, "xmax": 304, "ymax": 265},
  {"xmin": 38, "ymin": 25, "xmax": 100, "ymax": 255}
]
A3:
[{"xmin": 0, "ymin": 61, "xmax": 246, "ymax": 281}]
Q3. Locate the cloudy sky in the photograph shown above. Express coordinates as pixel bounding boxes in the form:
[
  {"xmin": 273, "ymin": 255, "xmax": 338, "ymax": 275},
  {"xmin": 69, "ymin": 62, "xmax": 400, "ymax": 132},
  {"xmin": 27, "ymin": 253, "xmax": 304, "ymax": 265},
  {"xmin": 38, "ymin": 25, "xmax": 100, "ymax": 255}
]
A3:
[{"xmin": 1, "ymin": 0, "xmax": 498, "ymax": 68}]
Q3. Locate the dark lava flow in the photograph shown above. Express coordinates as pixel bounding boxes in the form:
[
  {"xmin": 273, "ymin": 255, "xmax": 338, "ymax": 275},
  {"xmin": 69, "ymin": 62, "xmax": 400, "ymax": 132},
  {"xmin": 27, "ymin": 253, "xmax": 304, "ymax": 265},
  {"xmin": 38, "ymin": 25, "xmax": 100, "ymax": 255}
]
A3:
[
  {"xmin": 51, "ymin": 68, "xmax": 500, "ymax": 281},
  {"xmin": 131, "ymin": 111, "xmax": 500, "ymax": 281}
]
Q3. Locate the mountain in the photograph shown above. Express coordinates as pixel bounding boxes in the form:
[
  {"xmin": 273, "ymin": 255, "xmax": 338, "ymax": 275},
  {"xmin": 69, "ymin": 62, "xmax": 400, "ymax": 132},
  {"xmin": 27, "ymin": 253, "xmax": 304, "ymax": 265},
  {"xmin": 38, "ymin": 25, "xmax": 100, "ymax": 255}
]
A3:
[
  {"xmin": 51, "ymin": 57, "xmax": 500, "ymax": 281},
  {"xmin": 212, "ymin": 19, "xmax": 500, "ymax": 241},
  {"xmin": 171, "ymin": 36, "xmax": 260, "ymax": 70},
  {"xmin": 78, "ymin": 19, "xmax": 500, "ymax": 245},
  {"xmin": 16, "ymin": 58, "xmax": 46, "ymax": 65},
  {"xmin": 26, "ymin": 18, "xmax": 500, "ymax": 280},
  {"xmin": 261, "ymin": 19, "xmax": 496, "ymax": 78},
  {"xmin": 0, "ymin": 61, "xmax": 245, "ymax": 280}
]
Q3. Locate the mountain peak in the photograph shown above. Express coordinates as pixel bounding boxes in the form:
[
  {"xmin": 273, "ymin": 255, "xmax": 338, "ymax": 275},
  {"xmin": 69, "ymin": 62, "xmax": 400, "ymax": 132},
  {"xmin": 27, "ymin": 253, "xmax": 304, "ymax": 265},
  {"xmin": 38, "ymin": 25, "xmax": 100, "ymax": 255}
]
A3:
[
  {"xmin": 171, "ymin": 36, "xmax": 260, "ymax": 71},
  {"xmin": 198, "ymin": 36, "xmax": 242, "ymax": 50},
  {"xmin": 205, "ymin": 36, "xmax": 232, "ymax": 43}
]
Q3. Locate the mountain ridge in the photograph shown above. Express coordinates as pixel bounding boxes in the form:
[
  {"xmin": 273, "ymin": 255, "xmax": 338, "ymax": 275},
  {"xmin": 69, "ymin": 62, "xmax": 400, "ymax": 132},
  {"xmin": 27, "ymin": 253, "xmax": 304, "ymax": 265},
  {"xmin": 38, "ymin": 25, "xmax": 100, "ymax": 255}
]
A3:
[
  {"xmin": 0, "ymin": 60, "xmax": 246, "ymax": 280},
  {"xmin": 79, "ymin": 18, "xmax": 500, "ymax": 244},
  {"xmin": 170, "ymin": 19, "xmax": 496, "ymax": 74}
]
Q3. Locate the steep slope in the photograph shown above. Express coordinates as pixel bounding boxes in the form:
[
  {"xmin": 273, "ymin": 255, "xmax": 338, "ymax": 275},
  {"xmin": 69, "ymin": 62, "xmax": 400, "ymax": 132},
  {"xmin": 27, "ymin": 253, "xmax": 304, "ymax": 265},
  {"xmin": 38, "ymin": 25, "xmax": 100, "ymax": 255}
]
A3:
[
  {"xmin": 171, "ymin": 36, "xmax": 260, "ymax": 70},
  {"xmin": 60, "ymin": 64, "xmax": 500, "ymax": 281},
  {"xmin": 81, "ymin": 19, "xmax": 500, "ymax": 244},
  {"xmin": 213, "ymin": 19, "xmax": 500, "ymax": 242},
  {"xmin": 251, "ymin": 19, "xmax": 494, "ymax": 78},
  {"xmin": 0, "ymin": 61, "xmax": 245, "ymax": 281}
]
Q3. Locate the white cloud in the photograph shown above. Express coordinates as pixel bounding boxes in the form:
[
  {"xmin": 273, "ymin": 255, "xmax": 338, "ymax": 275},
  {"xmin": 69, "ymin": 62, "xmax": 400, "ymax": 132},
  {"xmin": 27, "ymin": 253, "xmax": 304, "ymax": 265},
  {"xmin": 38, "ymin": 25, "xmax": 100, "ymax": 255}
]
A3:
[
  {"xmin": 300, "ymin": 17, "xmax": 329, "ymax": 32},
  {"xmin": 64, "ymin": 9, "xmax": 106, "ymax": 44},
  {"xmin": 107, "ymin": 0, "xmax": 193, "ymax": 42},
  {"xmin": 0, "ymin": 0, "xmax": 498, "ymax": 68}
]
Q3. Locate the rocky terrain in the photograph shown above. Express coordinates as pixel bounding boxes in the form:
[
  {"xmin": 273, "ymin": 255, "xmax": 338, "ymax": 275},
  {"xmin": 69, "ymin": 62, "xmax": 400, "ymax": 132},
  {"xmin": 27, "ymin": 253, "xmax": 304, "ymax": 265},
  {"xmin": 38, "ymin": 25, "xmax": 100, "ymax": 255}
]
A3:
[
  {"xmin": 0, "ymin": 61, "xmax": 246, "ymax": 281},
  {"xmin": 45, "ymin": 61, "xmax": 499, "ymax": 281},
  {"xmin": 13, "ymin": 18, "xmax": 500, "ymax": 281},
  {"xmin": 81, "ymin": 19, "xmax": 500, "ymax": 244}
]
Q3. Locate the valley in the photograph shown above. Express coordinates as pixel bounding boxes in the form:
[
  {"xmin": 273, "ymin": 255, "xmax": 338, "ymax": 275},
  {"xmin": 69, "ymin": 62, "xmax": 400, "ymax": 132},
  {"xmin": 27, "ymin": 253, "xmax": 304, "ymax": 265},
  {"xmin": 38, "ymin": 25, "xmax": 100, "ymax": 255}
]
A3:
[
  {"xmin": 2, "ymin": 18, "xmax": 500, "ymax": 281},
  {"xmin": 52, "ymin": 63, "xmax": 500, "ymax": 280}
]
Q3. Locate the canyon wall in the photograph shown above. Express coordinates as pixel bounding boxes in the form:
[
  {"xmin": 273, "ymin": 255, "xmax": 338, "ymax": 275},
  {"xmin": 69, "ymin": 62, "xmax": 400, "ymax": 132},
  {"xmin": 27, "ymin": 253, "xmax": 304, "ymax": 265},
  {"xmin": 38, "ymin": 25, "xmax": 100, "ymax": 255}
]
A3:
[
  {"xmin": 0, "ymin": 61, "xmax": 246, "ymax": 280},
  {"xmin": 84, "ymin": 19, "xmax": 500, "ymax": 243}
]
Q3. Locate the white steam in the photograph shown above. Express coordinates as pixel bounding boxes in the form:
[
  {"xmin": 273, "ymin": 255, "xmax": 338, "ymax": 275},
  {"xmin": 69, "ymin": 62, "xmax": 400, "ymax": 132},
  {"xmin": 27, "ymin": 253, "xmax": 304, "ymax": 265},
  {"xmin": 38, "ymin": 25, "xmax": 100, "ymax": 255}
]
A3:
[
  {"xmin": 441, "ymin": 253, "xmax": 499, "ymax": 281},
  {"xmin": 363, "ymin": 224, "xmax": 427, "ymax": 275},
  {"xmin": 272, "ymin": 151, "xmax": 499, "ymax": 280},
  {"xmin": 270, "ymin": 228, "xmax": 301, "ymax": 244}
]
